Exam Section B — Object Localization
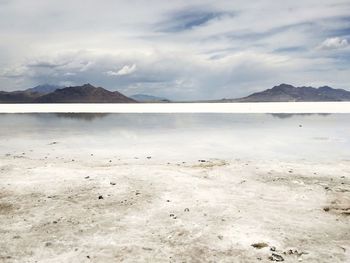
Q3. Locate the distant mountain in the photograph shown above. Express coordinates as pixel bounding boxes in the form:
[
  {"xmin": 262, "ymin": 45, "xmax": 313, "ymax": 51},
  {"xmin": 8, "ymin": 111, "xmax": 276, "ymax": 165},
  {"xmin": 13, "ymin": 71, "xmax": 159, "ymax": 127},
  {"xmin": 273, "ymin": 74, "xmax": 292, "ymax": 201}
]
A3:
[
  {"xmin": 35, "ymin": 84, "xmax": 136, "ymax": 103},
  {"xmin": 231, "ymin": 84, "xmax": 350, "ymax": 102},
  {"xmin": 1, "ymin": 83, "xmax": 349, "ymax": 103},
  {"xmin": 0, "ymin": 84, "xmax": 136, "ymax": 103},
  {"xmin": 0, "ymin": 90, "xmax": 41, "ymax": 103},
  {"xmin": 25, "ymin": 84, "xmax": 62, "ymax": 94},
  {"xmin": 131, "ymin": 94, "xmax": 170, "ymax": 102}
]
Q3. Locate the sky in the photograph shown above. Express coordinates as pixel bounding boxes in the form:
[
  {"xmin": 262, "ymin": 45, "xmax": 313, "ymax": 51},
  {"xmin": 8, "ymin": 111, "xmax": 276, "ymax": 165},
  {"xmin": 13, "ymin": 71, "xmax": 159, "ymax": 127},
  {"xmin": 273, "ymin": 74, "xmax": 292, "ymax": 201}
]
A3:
[{"xmin": 0, "ymin": 0, "xmax": 349, "ymax": 100}]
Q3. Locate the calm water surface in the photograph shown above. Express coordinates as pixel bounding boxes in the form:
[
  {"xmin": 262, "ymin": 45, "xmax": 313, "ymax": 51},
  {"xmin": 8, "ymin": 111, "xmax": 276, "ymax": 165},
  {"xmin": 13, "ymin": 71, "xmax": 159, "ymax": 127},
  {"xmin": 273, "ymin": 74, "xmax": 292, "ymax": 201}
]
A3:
[{"xmin": 0, "ymin": 113, "xmax": 349, "ymax": 162}]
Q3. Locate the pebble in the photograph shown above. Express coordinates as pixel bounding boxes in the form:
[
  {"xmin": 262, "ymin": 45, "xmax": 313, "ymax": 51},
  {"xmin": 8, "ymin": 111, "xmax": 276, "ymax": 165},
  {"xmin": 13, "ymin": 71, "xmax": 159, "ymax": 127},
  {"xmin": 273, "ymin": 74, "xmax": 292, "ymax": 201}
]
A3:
[
  {"xmin": 251, "ymin": 243, "xmax": 269, "ymax": 249},
  {"xmin": 268, "ymin": 253, "xmax": 284, "ymax": 262}
]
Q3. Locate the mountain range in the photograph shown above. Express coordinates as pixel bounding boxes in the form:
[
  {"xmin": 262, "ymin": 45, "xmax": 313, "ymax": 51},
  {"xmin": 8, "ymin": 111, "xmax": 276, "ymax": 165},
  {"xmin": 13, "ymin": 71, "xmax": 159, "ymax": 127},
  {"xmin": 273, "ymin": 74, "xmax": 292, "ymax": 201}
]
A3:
[
  {"xmin": 25, "ymin": 84, "xmax": 63, "ymax": 94},
  {"xmin": 130, "ymin": 94, "xmax": 170, "ymax": 102},
  {"xmin": 0, "ymin": 83, "xmax": 349, "ymax": 103},
  {"xmin": 231, "ymin": 84, "xmax": 350, "ymax": 102},
  {"xmin": 0, "ymin": 84, "xmax": 136, "ymax": 103}
]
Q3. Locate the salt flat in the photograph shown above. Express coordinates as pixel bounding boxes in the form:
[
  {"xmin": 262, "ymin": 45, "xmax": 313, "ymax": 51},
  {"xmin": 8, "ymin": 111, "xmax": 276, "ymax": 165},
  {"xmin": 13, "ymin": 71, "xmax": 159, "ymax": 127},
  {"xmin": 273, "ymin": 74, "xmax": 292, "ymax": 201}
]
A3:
[
  {"xmin": 0, "ymin": 113, "xmax": 349, "ymax": 262},
  {"xmin": 0, "ymin": 102, "xmax": 350, "ymax": 113}
]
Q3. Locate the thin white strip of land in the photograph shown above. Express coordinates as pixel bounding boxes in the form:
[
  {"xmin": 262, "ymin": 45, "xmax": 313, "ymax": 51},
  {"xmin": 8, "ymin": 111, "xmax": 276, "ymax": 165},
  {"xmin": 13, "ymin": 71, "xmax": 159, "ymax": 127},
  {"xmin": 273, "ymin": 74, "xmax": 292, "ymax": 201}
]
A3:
[{"xmin": 0, "ymin": 102, "xmax": 350, "ymax": 113}]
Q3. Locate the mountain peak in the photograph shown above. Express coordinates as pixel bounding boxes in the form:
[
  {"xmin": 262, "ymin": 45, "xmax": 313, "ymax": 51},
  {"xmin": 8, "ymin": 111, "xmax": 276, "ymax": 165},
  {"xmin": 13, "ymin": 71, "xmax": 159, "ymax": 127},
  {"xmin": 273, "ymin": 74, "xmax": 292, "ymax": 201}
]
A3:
[
  {"xmin": 238, "ymin": 84, "xmax": 350, "ymax": 102},
  {"xmin": 318, "ymin": 86, "xmax": 333, "ymax": 91},
  {"xmin": 81, "ymin": 83, "xmax": 95, "ymax": 88},
  {"xmin": 271, "ymin": 83, "xmax": 296, "ymax": 90},
  {"xmin": 35, "ymin": 84, "xmax": 136, "ymax": 103}
]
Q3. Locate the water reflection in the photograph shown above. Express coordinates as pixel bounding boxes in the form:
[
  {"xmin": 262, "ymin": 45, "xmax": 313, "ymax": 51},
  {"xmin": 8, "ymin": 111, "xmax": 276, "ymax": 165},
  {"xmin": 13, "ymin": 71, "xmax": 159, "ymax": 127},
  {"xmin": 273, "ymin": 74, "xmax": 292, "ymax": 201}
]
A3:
[
  {"xmin": 270, "ymin": 113, "xmax": 331, "ymax": 119},
  {"xmin": 55, "ymin": 113, "xmax": 110, "ymax": 121},
  {"xmin": 0, "ymin": 113, "xmax": 349, "ymax": 161}
]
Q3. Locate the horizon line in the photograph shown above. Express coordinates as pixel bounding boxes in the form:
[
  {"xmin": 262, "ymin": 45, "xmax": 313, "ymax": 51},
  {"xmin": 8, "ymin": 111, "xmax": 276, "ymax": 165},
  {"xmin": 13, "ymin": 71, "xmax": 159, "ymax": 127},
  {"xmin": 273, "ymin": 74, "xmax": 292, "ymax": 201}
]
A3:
[{"xmin": 0, "ymin": 102, "xmax": 350, "ymax": 113}]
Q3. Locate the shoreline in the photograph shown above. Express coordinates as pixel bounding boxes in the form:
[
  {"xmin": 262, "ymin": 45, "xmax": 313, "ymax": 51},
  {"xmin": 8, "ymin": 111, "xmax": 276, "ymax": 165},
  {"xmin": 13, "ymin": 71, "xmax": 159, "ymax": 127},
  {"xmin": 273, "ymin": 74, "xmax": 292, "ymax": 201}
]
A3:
[{"xmin": 1, "ymin": 102, "xmax": 350, "ymax": 113}]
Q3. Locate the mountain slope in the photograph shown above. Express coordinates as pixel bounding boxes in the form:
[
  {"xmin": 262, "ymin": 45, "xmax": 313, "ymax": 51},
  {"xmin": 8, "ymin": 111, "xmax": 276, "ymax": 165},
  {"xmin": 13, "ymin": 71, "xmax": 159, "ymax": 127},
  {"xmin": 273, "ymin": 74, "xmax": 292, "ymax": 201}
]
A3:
[
  {"xmin": 25, "ymin": 84, "xmax": 62, "ymax": 94},
  {"xmin": 35, "ymin": 84, "xmax": 136, "ymax": 103},
  {"xmin": 0, "ymin": 91, "xmax": 41, "ymax": 103},
  {"xmin": 235, "ymin": 84, "xmax": 350, "ymax": 102}
]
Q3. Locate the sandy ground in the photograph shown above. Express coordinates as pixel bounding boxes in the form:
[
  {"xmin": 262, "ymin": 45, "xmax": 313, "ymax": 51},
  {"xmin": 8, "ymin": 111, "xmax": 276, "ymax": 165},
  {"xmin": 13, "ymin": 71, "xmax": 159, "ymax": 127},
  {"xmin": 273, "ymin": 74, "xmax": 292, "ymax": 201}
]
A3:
[{"xmin": 0, "ymin": 153, "xmax": 349, "ymax": 263}]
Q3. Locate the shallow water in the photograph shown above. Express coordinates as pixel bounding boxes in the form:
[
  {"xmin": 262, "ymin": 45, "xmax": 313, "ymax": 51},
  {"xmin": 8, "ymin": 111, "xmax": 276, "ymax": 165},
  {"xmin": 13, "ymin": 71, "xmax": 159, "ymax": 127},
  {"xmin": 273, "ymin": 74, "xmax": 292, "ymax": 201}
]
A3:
[{"xmin": 0, "ymin": 113, "xmax": 349, "ymax": 162}]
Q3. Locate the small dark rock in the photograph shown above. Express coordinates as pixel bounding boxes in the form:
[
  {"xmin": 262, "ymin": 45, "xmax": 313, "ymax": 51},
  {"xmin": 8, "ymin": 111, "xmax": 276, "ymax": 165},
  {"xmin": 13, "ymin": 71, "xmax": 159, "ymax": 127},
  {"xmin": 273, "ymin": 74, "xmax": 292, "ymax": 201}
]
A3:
[
  {"xmin": 287, "ymin": 249, "xmax": 295, "ymax": 255},
  {"xmin": 252, "ymin": 243, "xmax": 269, "ymax": 249},
  {"xmin": 323, "ymin": 207, "xmax": 330, "ymax": 212},
  {"xmin": 268, "ymin": 253, "xmax": 284, "ymax": 261},
  {"xmin": 147, "ymin": 156, "xmax": 152, "ymax": 159},
  {"xmin": 85, "ymin": 176, "xmax": 90, "ymax": 179},
  {"xmin": 98, "ymin": 195, "xmax": 104, "ymax": 200},
  {"xmin": 110, "ymin": 182, "xmax": 116, "ymax": 186},
  {"xmin": 184, "ymin": 208, "xmax": 190, "ymax": 212}
]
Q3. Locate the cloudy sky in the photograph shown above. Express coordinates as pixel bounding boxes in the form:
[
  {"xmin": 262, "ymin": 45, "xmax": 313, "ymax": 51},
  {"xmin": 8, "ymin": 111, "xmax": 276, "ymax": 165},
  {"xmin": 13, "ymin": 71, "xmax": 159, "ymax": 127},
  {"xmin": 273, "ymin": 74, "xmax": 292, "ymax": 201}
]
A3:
[{"xmin": 0, "ymin": 0, "xmax": 349, "ymax": 100}]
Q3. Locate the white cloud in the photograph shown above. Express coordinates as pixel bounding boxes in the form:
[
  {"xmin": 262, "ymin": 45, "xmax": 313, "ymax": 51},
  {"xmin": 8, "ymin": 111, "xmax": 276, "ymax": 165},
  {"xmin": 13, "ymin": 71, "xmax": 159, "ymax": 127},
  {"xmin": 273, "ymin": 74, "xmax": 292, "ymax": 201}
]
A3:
[
  {"xmin": 1, "ymin": 0, "xmax": 350, "ymax": 96},
  {"xmin": 106, "ymin": 64, "xmax": 137, "ymax": 76},
  {"xmin": 319, "ymin": 37, "xmax": 349, "ymax": 50}
]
